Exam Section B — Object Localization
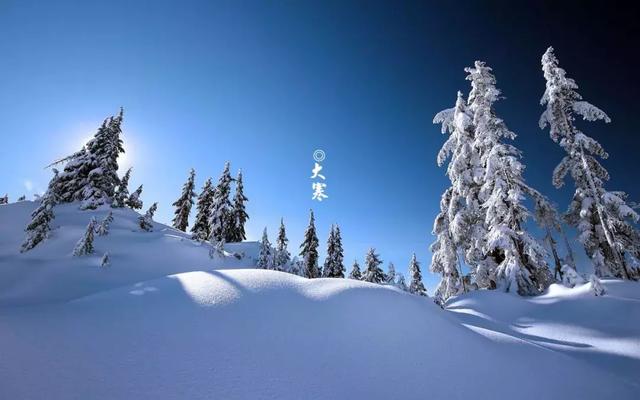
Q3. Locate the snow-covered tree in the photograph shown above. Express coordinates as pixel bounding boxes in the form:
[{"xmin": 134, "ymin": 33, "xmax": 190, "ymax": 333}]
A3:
[
  {"xmin": 275, "ymin": 218, "xmax": 291, "ymax": 270},
  {"xmin": 363, "ymin": 248, "xmax": 384, "ymax": 284},
  {"xmin": 323, "ymin": 224, "xmax": 345, "ymax": 278},
  {"xmin": 95, "ymin": 211, "xmax": 114, "ymax": 236},
  {"xmin": 209, "ymin": 162, "xmax": 233, "ymax": 244},
  {"xmin": 299, "ymin": 209, "xmax": 320, "ymax": 278},
  {"xmin": 127, "ymin": 185, "xmax": 143, "ymax": 210},
  {"xmin": 408, "ymin": 253, "xmax": 427, "ymax": 296},
  {"xmin": 139, "ymin": 202, "xmax": 157, "ymax": 232},
  {"xmin": 561, "ymin": 264, "xmax": 585, "ymax": 288},
  {"xmin": 464, "ymin": 61, "xmax": 553, "ymax": 295},
  {"xmin": 0, "ymin": 194, "xmax": 8, "ymax": 204},
  {"xmin": 257, "ymin": 227, "xmax": 272, "ymax": 269},
  {"xmin": 430, "ymin": 187, "xmax": 463, "ymax": 301},
  {"xmin": 73, "ymin": 217, "xmax": 97, "ymax": 256},
  {"xmin": 385, "ymin": 262, "xmax": 396, "ymax": 284},
  {"xmin": 112, "ymin": 167, "xmax": 132, "ymax": 208},
  {"xmin": 209, "ymin": 239, "xmax": 226, "ymax": 260},
  {"xmin": 540, "ymin": 47, "xmax": 639, "ymax": 280},
  {"xmin": 101, "ymin": 252, "xmax": 110, "ymax": 268},
  {"xmin": 191, "ymin": 178, "xmax": 215, "ymax": 241},
  {"xmin": 395, "ymin": 273, "xmax": 408, "ymax": 291},
  {"xmin": 172, "ymin": 168, "xmax": 196, "ymax": 232},
  {"xmin": 20, "ymin": 172, "xmax": 58, "ymax": 252},
  {"xmin": 590, "ymin": 274, "xmax": 605, "ymax": 296},
  {"xmin": 349, "ymin": 260, "xmax": 362, "ymax": 280},
  {"xmin": 228, "ymin": 170, "xmax": 249, "ymax": 242}
]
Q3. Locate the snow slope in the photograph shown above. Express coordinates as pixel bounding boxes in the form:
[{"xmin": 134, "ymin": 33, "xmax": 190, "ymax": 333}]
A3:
[
  {"xmin": 1, "ymin": 201, "xmax": 639, "ymax": 399},
  {"xmin": 0, "ymin": 201, "xmax": 258, "ymax": 306}
]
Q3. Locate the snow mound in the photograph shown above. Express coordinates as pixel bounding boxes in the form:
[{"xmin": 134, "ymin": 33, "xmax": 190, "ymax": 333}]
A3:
[
  {"xmin": 1, "ymin": 269, "xmax": 637, "ymax": 399},
  {"xmin": 0, "ymin": 201, "xmax": 258, "ymax": 306}
]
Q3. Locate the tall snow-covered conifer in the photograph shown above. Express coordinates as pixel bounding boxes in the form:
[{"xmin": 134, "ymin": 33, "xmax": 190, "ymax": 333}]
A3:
[
  {"xmin": 139, "ymin": 202, "xmax": 157, "ymax": 232},
  {"xmin": 257, "ymin": 228, "xmax": 272, "ymax": 269},
  {"xmin": 299, "ymin": 209, "xmax": 319, "ymax": 278},
  {"xmin": 430, "ymin": 187, "xmax": 463, "ymax": 301},
  {"xmin": 540, "ymin": 47, "xmax": 639, "ymax": 280},
  {"xmin": 191, "ymin": 178, "xmax": 215, "ymax": 241},
  {"xmin": 172, "ymin": 168, "xmax": 196, "ymax": 232},
  {"xmin": 112, "ymin": 167, "xmax": 132, "ymax": 208},
  {"xmin": 349, "ymin": 260, "xmax": 362, "ymax": 280},
  {"xmin": 228, "ymin": 170, "xmax": 249, "ymax": 242},
  {"xmin": 275, "ymin": 218, "xmax": 291, "ymax": 270},
  {"xmin": 408, "ymin": 253, "xmax": 427, "ymax": 296},
  {"xmin": 127, "ymin": 185, "xmax": 143, "ymax": 210},
  {"xmin": 322, "ymin": 225, "xmax": 344, "ymax": 278},
  {"xmin": 209, "ymin": 162, "xmax": 233, "ymax": 244},
  {"xmin": 20, "ymin": 171, "xmax": 58, "ymax": 252}
]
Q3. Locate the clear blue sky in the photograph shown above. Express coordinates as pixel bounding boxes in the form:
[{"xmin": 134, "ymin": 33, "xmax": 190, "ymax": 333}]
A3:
[{"xmin": 1, "ymin": 1, "xmax": 638, "ymax": 290}]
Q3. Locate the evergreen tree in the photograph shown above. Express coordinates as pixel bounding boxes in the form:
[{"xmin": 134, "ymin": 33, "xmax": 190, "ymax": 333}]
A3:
[
  {"xmin": 385, "ymin": 262, "xmax": 397, "ymax": 284},
  {"xmin": 323, "ymin": 225, "xmax": 336, "ymax": 277},
  {"xmin": 408, "ymin": 253, "xmax": 427, "ymax": 296},
  {"xmin": 466, "ymin": 61, "xmax": 552, "ymax": 295},
  {"xmin": 257, "ymin": 227, "xmax": 272, "ymax": 269},
  {"xmin": 95, "ymin": 211, "xmax": 114, "ymax": 236},
  {"xmin": 73, "ymin": 217, "xmax": 97, "ymax": 256},
  {"xmin": 362, "ymin": 248, "xmax": 385, "ymax": 283},
  {"xmin": 349, "ymin": 260, "xmax": 362, "ymax": 280},
  {"xmin": 20, "ymin": 171, "xmax": 57, "ymax": 252},
  {"xmin": 139, "ymin": 202, "xmax": 157, "ymax": 232},
  {"xmin": 299, "ymin": 209, "xmax": 320, "ymax": 278},
  {"xmin": 191, "ymin": 178, "xmax": 215, "ymax": 241},
  {"xmin": 209, "ymin": 162, "xmax": 233, "ymax": 244},
  {"xmin": 172, "ymin": 168, "xmax": 196, "ymax": 232},
  {"xmin": 228, "ymin": 170, "xmax": 249, "ymax": 242},
  {"xmin": 430, "ymin": 187, "xmax": 463, "ymax": 301},
  {"xmin": 112, "ymin": 167, "xmax": 132, "ymax": 208},
  {"xmin": 0, "ymin": 194, "xmax": 8, "ymax": 204},
  {"xmin": 330, "ymin": 225, "xmax": 345, "ymax": 278},
  {"xmin": 540, "ymin": 47, "xmax": 639, "ymax": 280},
  {"xmin": 275, "ymin": 218, "xmax": 291, "ymax": 270},
  {"xmin": 590, "ymin": 274, "xmax": 605, "ymax": 296},
  {"xmin": 395, "ymin": 273, "xmax": 408, "ymax": 291},
  {"xmin": 127, "ymin": 185, "xmax": 144, "ymax": 210}
]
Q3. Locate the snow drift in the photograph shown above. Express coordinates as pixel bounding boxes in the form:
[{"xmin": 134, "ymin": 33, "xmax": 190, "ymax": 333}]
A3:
[{"xmin": 1, "ymin": 201, "xmax": 639, "ymax": 399}]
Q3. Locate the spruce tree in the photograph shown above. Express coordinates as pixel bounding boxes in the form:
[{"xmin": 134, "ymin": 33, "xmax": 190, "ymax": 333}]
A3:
[
  {"xmin": 95, "ymin": 211, "xmax": 114, "ymax": 236},
  {"xmin": 363, "ymin": 248, "xmax": 384, "ymax": 283},
  {"xmin": 408, "ymin": 253, "xmax": 427, "ymax": 296},
  {"xmin": 275, "ymin": 218, "xmax": 291, "ymax": 270},
  {"xmin": 299, "ymin": 209, "xmax": 319, "ymax": 278},
  {"xmin": 349, "ymin": 260, "xmax": 362, "ymax": 280},
  {"xmin": 127, "ymin": 185, "xmax": 144, "ymax": 210},
  {"xmin": 191, "ymin": 178, "xmax": 215, "ymax": 241},
  {"xmin": 395, "ymin": 273, "xmax": 408, "ymax": 291},
  {"xmin": 385, "ymin": 262, "xmax": 397, "ymax": 284},
  {"xmin": 257, "ymin": 227, "xmax": 272, "ymax": 269},
  {"xmin": 323, "ymin": 225, "xmax": 337, "ymax": 277},
  {"xmin": 209, "ymin": 162, "xmax": 233, "ymax": 244},
  {"xmin": 20, "ymin": 172, "xmax": 57, "ymax": 252},
  {"xmin": 466, "ymin": 61, "xmax": 552, "ymax": 295},
  {"xmin": 112, "ymin": 167, "xmax": 132, "ymax": 208},
  {"xmin": 139, "ymin": 202, "xmax": 157, "ymax": 232},
  {"xmin": 73, "ymin": 218, "xmax": 97, "ymax": 256},
  {"xmin": 430, "ymin": 187, "xmax": 463, "ymax": 301},
  {"xmin": 172, "ymin": 168, "xmax": 196, "ymax": 232},
  {"xmin": 228, "ymin": 170, "xmax": 249, "ymax": 242},
  {"xmin": 330, "ymin": 225, "xmax": 345, "ymax": 278},
  {"xmin": 540, "ymin": 47, "xmax": 639, "ymax": 280}
]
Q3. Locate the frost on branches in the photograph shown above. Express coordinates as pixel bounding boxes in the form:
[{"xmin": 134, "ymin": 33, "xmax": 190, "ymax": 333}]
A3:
[
  {"xmin": 275, "ymin": 218, "xmax": 291, "ymax": 271},
  {"xmin": 323, "ymin": 224, "xmax": 345, "ymax": 278},
  {"xmin": 20, "ymin": 171, "xmax": 58, "ymax": 252},
  {"xmin": 208, "ymin": 162, "xmax": 233, "ymax": 244},
  {"xmin": 408, "ymin": 253, "xmax": 427, "ymax": 296},
  {"xmin": 73, "ymin": 218, "xmax": 97, "ymax": 256},
  {"xmin": 139, "ymin": 203, "xmax": 157, "ymax": 232},
  {"xmin": 299, "ymin": 210, "xmax": 320, "ymax": 278},
  {"xmin": 540, "ymin": 47, "xmax": 639, "ymax": 280},
  {"xmin": 228, "ymin": 170, "xmax": 249, "ymax": 243},
  {"xmin": 191, "ymin": 178, "xmax": 215, "ymax": 241},
  {"xmin": 257, "ymin": 228, "xmax": 273, "ymax": 269},
  {"xmin": 362, "ymin": 248, "xmax": 384, "ymax": 284},
  {"xmin": 349, "ymin": 260, "xmax": 362, "ymax": 280}
]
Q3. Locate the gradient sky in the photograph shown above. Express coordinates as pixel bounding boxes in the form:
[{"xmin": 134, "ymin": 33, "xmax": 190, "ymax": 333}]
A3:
[{"xmin": 1, "ymin": 1, "xmax": 638, "ymax": 290}]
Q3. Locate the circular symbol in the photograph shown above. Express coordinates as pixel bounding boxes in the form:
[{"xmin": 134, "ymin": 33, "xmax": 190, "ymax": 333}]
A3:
[{"xmin": 313, "ymin": 149, "xmax": 326, "ymax": 162}]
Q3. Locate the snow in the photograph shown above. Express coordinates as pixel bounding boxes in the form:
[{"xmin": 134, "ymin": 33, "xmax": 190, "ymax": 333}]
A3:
[{"xmin": 1, "ymin": 201, "xmax": 639, "ymax": 399}]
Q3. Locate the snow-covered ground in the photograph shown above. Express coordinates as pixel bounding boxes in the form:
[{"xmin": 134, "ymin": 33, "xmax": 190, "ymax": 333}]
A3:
[{"xmin": 1, "ymin": 201, "xmax": 639, "ymax": 399}]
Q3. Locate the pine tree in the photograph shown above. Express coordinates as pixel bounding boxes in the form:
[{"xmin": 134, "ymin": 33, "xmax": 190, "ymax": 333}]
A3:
[
  {"xmin": 408, "ymin": 253, "xmax": 427, "ymax": 296},
  {"xmin": 465, "ymin": 61, "xmax": 552, "ymax": 295},
  {"xmin": 540, "ymin": 47, "xmax": 639, "ymax": 280},
  {"xmin": 112, "ymin": 167, "xmax": 132, "ymax": 208},
  {"xmin": 349, "ymin": 260, "xmax": 362, "ymax": 280},
  {"xmin": 363, "ymin": 248, "xmax": 384, "ymax": 283},
  {"xmin": 257, "ymin": 227, "xmax": 272, "ymax": 269},
  {"xmin": 330, "ymin": 225, "xmax": 345, "ymax": 278},
  {"xmin": 323, "ymin": 225, "xmax": 337, "ymax": 277},
  {"xmin": 191, "ymin": 178, "xmax": 215, "ymax": 241},
  {"xmin": 275, "ymin": 218, "xmax": 291, "ymax": 270},
  {"xmin": 95, "ymin": 211, "xmax": 114, "ymax": 236},
  {"xmin": 590, "ymin": 274, "xmax": 605, "ymax": 296},
  {"xmin": 172, "ymin": 168, "xmax": 196, "ymax": 232},
  {"xmin": 20, "ymin": 172, "xmax": 57, "ymax": 252},
  {"xmin": 299, "ymin": 209, "xmax": 319, "ymax": 278},
  {"xmin": 395, "ymin": 273, "xmax": 408, "ymax": 291},
  {"xmin": 385, "ymin": 262, "xmax": 396, "ymax": 284},
  {"xmin": 139, "ymin": 202, "xmax": 157, "ymax": 232},
  {"xmin": 73, "ymin": 217, "xmax": 97, "ymax": 256},
  {"xmin": 209, "ymin": 162, "xmax": 233, "ymax": 244},
  {"xmin": 432, "ymin": 91, "xmax": 486, "ymax": 292},
  {"xmin": 127, "ymin": 185, "xmax": 144, "ymax": 210},
  {"xmin": 228, "ymin": 170, "xmax": 249, "ymax": 242}
]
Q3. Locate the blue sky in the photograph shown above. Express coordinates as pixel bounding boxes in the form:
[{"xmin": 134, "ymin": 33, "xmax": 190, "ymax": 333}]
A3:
[{"xmin": 1, "ymin": 1, "xmax": 638, "ymax": 289}]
